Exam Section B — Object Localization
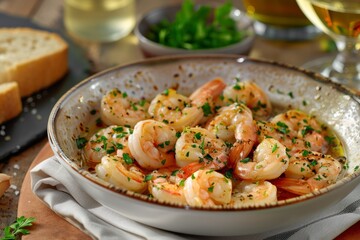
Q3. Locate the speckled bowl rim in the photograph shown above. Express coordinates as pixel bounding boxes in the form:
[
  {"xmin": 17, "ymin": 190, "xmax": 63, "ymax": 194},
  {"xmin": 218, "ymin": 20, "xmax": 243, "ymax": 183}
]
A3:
[
  {"xmin": 134, "ymin": 4, "xmax": 256, "ymax": 54},
  {"xmin": 48, "ymin": 54, "xmax": 360, "ymax": 212}
]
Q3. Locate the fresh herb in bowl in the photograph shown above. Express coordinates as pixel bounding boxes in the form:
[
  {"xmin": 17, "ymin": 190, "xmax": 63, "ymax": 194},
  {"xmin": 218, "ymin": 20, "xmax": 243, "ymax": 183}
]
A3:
[{"xmin": 146, "ymin": 0, "xmax": 246, "ymax": 50}]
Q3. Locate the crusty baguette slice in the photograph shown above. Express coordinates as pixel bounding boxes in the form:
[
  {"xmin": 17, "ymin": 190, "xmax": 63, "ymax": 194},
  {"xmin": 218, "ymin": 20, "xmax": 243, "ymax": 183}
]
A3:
[
  {"xmin": 0, "ymin": 173, "xmax": 11, "ymax": 197},
  {"xmin": 0, "ymin": 82, "xmax": 22, "ymax": 124},
  {"xmin": 0, "ymin": 27, "xmax": 68, "ymax": 97}
]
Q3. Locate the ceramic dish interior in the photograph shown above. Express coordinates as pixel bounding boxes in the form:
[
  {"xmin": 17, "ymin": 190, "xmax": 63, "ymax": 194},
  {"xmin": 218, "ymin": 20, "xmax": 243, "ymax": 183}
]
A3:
[
  {"xmin": 134, "ymin": 4, "xmax": 255, "ymax": 57},
  {"xmin": 48, "ymin": 55, "xmax": 360, "ymax": 236}
]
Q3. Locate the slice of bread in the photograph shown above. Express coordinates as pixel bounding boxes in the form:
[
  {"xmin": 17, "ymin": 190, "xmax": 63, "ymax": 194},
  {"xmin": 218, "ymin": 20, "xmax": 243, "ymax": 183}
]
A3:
[
  {"xmin": 0, "ymin": 27, "xmax": 68, "ymax": 97},
  {"xmin": 0, "ymin": 82, "xmax": 22, "ymax": 124},
  {"xmin": 0, "ymin": 173, "xmax": 11, "ymax": 197}
]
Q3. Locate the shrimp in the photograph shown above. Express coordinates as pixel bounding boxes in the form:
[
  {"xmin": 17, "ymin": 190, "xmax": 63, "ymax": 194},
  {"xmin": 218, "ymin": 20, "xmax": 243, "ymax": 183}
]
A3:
[
  {"xmin": 101, "ymin": 88, "xmax": 150, "ymax": 128},
  {"xmin": 148, "ymin": 89, "xmax": 202, "ymax": 131},
  {"xmin": 270, "ymin": 110, "xmax": 328, "ymax": 154},
  {"xmin": 128, "ymin": 119, "xmax": 177, "ymax": 170},
  {"xmin": 234, "ymin": 138, "xmax": 289, "ymax": 180},
  {"xmin": 175, "ymin": 127, "xmax": 229, "ymax": 170},
  {"xmin": 272, "ymin": 151, "xmax": 342, "ymax": 195},
  {"xmin": 189, "ymin": 78, "xmax": 227, "ymax": 124},
  {"xmin": 228, "ymin": 180, "xmax": 277, "ymax": 208},
  {"xmin": 183, "ymin": 169, "xmax": 232, "ymax": 207},
  {"xmin": 148, "ymin": 167, "xmax": 187, "ymax": 205},
  {"xmin": 95, "ymin": 155, "xmax": 148, "ymax": 193},
  {"xmin": 256, "ymin": 120, "xmax": 304, "ymax": 156},
  {"xmin": 206, "ymin": 103, "xmax": 257, "ymax": 168},
  {"xmin": 222, "ymin": 80, "xmax": 272, "ymax": 119},
  {"xmin": 148, "ymin": 78, "xmax": 226, "ymax": 131},
  {"xmin": 84, "ymin": 125, "xmax": 133, "ymax": 168}
]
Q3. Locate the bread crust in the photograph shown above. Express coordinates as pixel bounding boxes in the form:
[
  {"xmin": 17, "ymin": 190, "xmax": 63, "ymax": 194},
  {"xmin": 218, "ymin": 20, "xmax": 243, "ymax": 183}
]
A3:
[{"xmin": 0, "ymin": 28, "xmax": 68, "ymax": 97}]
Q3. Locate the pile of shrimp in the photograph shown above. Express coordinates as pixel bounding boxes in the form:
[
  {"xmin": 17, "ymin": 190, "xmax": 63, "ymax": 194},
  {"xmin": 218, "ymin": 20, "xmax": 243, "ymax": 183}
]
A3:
[{"xmin": 82, "ymin": 78, "xmax": 343, "ymax": 208}]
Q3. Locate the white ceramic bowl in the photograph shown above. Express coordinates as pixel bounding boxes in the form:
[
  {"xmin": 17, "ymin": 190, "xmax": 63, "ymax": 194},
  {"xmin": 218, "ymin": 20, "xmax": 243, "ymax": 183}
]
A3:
[
  {"xmin": 134, "ymin": 5, "xmax": 255, "ymax": 57},
  {"xmin": 48, "ymin": 55, "xmax": 360, "ymax": 236}
]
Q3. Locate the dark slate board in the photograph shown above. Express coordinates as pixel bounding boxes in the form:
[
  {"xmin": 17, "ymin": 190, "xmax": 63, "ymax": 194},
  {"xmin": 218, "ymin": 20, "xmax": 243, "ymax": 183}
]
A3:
[{"xmin": 0, "ymin": 13, "xmax": 91, "ymax": 161}]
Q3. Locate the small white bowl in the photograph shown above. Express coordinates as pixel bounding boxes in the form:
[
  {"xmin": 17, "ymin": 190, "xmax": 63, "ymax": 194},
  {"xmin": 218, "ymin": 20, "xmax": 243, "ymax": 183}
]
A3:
[
  {"xmin": 134, "ymin": 5, "xmax": 255, "ymax": 57},
  {"xmin": 48, "ymin": 55, "xmax": 360, "ymax": 236}
]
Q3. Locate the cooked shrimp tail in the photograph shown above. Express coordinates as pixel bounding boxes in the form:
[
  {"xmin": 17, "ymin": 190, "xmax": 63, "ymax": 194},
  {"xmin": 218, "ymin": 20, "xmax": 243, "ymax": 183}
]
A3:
[
  {"xmin": 271, "ymin": 178, "xmax": 312, "ymax": 195},
  {"xmin": 148, "ymin": 167, "xmax": 187, "ymax": 205},
  {"xmin": 96, "ymin": 155, "xmax": 148, "ymax": 193},
  {"xmin": 101, "ymin": 88, "xmax": 149, "ymax": 127},
  {"xmin": 128, "ymin": 119, "xmax": 177, "ymax": 170},
  {"xmin": 184, "ymin": 169, "xmax": 232, "ymax": 207},
  {"xmin": 234, "ymin": 138, "xmax": 289, "ymax": 181},
  {"xmin": 190, "ymin": 78, "xmax": 227, "ymax": 106},
  {"xmin": 229, "ymin": 180, "xmax": 277, "ymax": 207}
]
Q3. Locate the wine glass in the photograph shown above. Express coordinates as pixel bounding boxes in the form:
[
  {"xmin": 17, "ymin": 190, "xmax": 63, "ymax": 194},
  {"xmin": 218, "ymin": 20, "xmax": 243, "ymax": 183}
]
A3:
[
  {"xmin": 242, "ymin": 0, "xmax": 321, "ymax": 41},
  {"xmin": 296, "ymin": 0, "xmax": 360, "ymax": 89}
]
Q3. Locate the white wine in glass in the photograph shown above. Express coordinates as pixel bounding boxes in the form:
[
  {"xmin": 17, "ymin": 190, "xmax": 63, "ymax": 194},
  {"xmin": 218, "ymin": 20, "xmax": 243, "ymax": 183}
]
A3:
[
  {"xmin": 243, "ymin": 0, "xmax": 320, "ymax": 40},
  {"xmin": 296, "ymin": 0, "xmax": 360, "ymax": 89}
]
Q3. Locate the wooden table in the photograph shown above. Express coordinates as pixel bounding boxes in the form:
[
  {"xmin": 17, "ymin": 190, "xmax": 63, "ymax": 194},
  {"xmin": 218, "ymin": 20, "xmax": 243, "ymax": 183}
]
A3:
[{"xmin": 0, "ymin": 0, "xmax": 358, "ymax": 239}]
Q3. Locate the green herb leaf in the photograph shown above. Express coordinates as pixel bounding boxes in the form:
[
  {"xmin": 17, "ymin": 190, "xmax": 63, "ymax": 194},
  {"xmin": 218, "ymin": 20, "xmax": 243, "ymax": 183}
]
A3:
[
  {"xmin": 123, "ymin": 153, "xmax": 134, "ymax": 164},
  {"xmin": 194, "ymin": 132, "xmax": 202, "ymax": 140},
  {"xmin": 240, "ymin": 157, "xmax": 251, "ymax": 163},
  {"xmin": 147, "ymin": 0, "xmax": 245, "ymax": 50},
  {"xmin": 276, "ymin": 121, "xmax": 290, "ymax": 134},
  {"xmin": 302, "ymin": 150, "xmax": 311, "ymax": 157},
  {"xmin": 75, "ymin": 137, "xmax": 87, "ymax": 149},
  {"xmin": 201, "ymin": 102, "xmax": 212, "ymax": 117},
  {"xmin": 2, "ymin": 216, "xmax": 35, "ymax": 240},
  {"xmin": 144, "ymin": 174, "xmax": 153, "ymax": 182},
  {"xmin": 272, "ymin": 143, "xmax": 279, "ymax": 153}
]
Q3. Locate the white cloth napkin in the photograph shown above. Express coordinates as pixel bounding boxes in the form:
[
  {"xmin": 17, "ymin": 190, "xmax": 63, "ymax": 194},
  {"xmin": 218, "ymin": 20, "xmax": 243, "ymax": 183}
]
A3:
[{"xmin": 30, "ymin": 156, "xmax": 360, "ymax": 240}]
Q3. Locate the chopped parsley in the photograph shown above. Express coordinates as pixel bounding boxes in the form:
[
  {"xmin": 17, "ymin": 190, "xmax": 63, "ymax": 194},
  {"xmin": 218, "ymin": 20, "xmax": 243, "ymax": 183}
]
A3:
[
  {"xmin": 276, "ymin": 121, "xmax": 290, "ymax": 134},
  {"xmin": 240, "ymin": 157, "xmax": 251, "ymax": 163},
  {"xmin": 144, "ymin": 174, "xmax": 153, "ymax": 182},
  {"xmin": 123, "ymin": 153, "xmax": 134, "ymax": 164},
  {"xmin": 201, "ymin": 102, "xmax": 212, "ymax": 117},
  {"xmin": 272, "ymin": 143, "xmax": 279, "ymax": 153},
  {"xmin": 302, "ymin": 150, "xmax": 311, "ymax": 157},
  {"xmin": 76, "ymin": 137, "xmax": 87, "ymax": 149}
]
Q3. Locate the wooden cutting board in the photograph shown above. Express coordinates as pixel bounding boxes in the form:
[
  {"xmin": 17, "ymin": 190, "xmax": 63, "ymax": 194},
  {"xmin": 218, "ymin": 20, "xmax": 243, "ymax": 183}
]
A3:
[
  {"xmin": 18, "ymin": 142, "xmax": 359, "ymax": 239},
  {"xmin": 17, "ymin": 142, "xmax": 91, "ymax": 240}
]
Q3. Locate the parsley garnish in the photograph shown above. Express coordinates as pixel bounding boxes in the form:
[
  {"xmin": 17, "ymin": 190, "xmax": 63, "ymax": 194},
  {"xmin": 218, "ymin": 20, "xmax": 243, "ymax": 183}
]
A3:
[
  {"xmin": 325, "ymin": 136, "xmax": 336, "ymax": 146},
  {"xmin": 201, "ymin": 102, "xmax": 212, "ymax": 117},
  {"xmin": 208, "ymin": 183, "xmax": 215, "ymax": 192},
  {"xmin": 233, "ymin": 84, "xmax": 241, "ymax": 90},
  {"xmin": 171, "ymin": 169, "xmax": 179, "ymax": 176},
  {"xmin": 144, "ymin": 174, "xmax": 153, "ymax": 182},
  {"xmin": 302, "ymin": 150, "xmax": 311, "ymax": 157},
  {"xmin": 301, "ymin": 125, "xmax": 314, "ymax": 137},
  {"xmin": 75, "ymin": 137, "xmax": 87, "ymax": 149},
  {"xmin": 272, "ymin": 143, "xmax": 279, "ymax": 153},
  {"xmin": 123, "ymin": 153, "xmax": 134, "ymax": 164},
  {"xmin": 146, "ymin": 0, "xmax": 246, "ymax": 50},
  {"xmin": 162, "ymin": 89, "xmax": 169, "ymax": 96},
  {"xmin": 276, "ymin": 121, "xmax": 290, "ymax": 134},
  {"xmin": 240, "ymin": 157, "xmax": 251, "ymax": 163},
  {"xmin": 224, "ymin": 169, "xmax": 233, "ymax": 179},
  {"xmin": 194, "ymin": 132, "xmax": 202, "ymax": 140},
  {"xmin": 179, "ymin": 179, "xmax": 185, "ymax": 186},
  {"xmin": 2, "ymin": 216, "xmax": 35, "ymax": 240},
  {"xmin": 310, "ymin": 160, "xmax": 318, "ymax": 166}
]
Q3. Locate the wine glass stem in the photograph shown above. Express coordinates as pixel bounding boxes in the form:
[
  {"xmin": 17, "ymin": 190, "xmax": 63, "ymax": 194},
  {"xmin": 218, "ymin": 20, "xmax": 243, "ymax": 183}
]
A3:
[{"xmin": 328, "ymin": 37, "xmax": 360, "ymax": 86}]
